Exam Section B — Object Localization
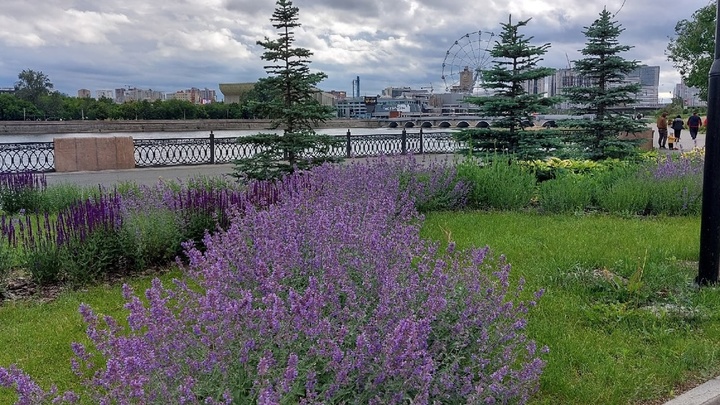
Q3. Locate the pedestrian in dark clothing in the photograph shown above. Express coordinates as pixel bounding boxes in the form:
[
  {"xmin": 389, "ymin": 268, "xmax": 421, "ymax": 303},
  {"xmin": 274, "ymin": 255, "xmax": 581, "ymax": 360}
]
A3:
[
  {"xmin": 671, "ymin": 115, "xmax": 684, "ymax": 148},
  {"xmin": 687, "ymin": 111, "xmax": 702, "ymax": 148}
]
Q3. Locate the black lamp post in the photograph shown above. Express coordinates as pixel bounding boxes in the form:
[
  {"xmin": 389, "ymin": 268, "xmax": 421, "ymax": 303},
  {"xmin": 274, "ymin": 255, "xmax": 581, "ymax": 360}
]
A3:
[{"xmin": 698, "ymin": 1, "xmax": 720, "ymax": 285}]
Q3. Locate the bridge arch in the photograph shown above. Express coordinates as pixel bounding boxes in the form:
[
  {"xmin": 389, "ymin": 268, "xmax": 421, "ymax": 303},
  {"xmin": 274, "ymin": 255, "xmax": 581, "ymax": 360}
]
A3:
[
  {"xmin": 404, "ymin": 122, "xmax": 415, "ymax": 128},
  {"xmin": 420, "ymin": 121, "xmax": 433, "ymax": 128},
  {"xmin": 438, "ymin": 121, "xmax": 452, "ymax": 128},
  {"xmin": 457, "ymin": 121, "xmax": 470, "ymax": 128},
  {"xmin": 388, "ymin": 121, "xmax": 398, "ymax": 128},
  {"xmin": 476, "ymin": 121, "xmax": 490, "ymax": 128}
]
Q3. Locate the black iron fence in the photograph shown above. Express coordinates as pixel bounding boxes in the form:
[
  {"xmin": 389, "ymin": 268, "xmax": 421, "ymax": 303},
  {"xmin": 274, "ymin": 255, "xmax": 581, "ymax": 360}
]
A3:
[
  {"xmin": 134, "ymin": 129, "xmax": 460, "ymax": 168},
  {"xmin": 0, "ymin": 130, "xmax": 461, "ymax": 173},
  {"xmin": 0, "ymin": 142, "xmax": 55, "ymax": 173}
]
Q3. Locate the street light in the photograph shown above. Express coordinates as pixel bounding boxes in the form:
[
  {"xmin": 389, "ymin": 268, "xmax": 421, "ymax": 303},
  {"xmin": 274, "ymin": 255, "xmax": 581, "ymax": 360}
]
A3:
[{"xmin": 697, "ymin": 0, "xmax": 720, "ymax": 285}]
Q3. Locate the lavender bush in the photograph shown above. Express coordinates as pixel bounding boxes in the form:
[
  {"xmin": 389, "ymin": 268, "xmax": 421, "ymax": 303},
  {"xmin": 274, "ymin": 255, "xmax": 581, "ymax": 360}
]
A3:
[
  {"xmin": 644, "ymin": 154, "xmax": 703, "ymax": 215},
  {"xmin": 594, "ymin": 154, "xmax": 704, "ymax": 216},
  {"xmin": 0, "ymin": 158, "xmax": 545, "ymax": 404},
  {"xmin": 0, "ymin": 172, "xmax": 47, "ymax": 214},
  {"xmin": 7, "ymin": 192, "xmax": 135, "ymax": 285}
]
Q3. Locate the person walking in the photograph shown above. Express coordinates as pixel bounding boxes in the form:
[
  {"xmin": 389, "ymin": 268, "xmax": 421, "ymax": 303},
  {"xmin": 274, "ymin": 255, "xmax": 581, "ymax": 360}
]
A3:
[
  {"xmin": 687, "ymin": 111, "xmax": 702, "ymax": 147},
  {"xmin": 657, "ymin": 112, "xmax": 668, "ymax": 149},
  {"xmin": 671, "ymin": 115, "xmax": 684, "ymax": 149}
]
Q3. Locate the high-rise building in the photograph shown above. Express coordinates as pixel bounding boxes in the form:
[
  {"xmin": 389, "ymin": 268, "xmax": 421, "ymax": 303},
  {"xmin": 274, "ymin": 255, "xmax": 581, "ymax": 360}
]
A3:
[
  {"xmin": 675, "ymin": 81, "xmax": 706, "ymax": 107},
  {"xmin": 77, "ymin": 89, "xmax": 91, "ymax": 98},
  {"xmin": 522, "ymin": 78, "xmax": 546, "ymax": 95},
  {"xmin": 549, "ymin": 65, "xmax": 660, "ymax": 109}
]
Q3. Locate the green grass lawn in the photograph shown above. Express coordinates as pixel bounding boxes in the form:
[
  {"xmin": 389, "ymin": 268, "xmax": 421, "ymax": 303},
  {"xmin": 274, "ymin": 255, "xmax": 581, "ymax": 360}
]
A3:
[
  {"xmin": 0, "ymin": 268, "xmax": 181, "ymax": 404},
  {"xmin": 1, "ymin": 211, "xmax": 719, "ymax": 404},
  {"xmin": 421, "ymin": 211, "xmax": 720, "ymax": 404}
]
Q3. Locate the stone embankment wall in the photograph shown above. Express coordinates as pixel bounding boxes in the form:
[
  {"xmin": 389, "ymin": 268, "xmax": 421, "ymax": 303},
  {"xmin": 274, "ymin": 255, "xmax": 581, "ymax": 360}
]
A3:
[{"xmin": 0, "ymin": 119, "xmax": 383, "ymax": 135}]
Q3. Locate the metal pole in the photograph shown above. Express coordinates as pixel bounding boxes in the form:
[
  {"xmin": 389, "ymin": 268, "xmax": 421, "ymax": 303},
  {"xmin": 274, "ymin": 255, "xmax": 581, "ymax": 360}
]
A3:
[
  {"xmin": 698, "ymin": 0, "xmax": 720, "ymax": 285},
  {"xmin": 420, "ymin": 127, "xmax": 424, "ymax": 154},
  {"xmin": 346, "ymin": 129, "xmax": 352, "ymax": 158},
  {"xmin": 401, "ymin": 128, "xmax": 407, "ymax": 155},
  {"xmin": 209, "ymin": 130, "xmax": 215, "ymax": 164}
]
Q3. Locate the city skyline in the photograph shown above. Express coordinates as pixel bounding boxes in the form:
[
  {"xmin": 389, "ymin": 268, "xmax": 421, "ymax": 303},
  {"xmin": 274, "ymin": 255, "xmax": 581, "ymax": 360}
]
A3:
[{"xmin": 0, "ymin": 0, "xmax": 708, "ymax": 102}]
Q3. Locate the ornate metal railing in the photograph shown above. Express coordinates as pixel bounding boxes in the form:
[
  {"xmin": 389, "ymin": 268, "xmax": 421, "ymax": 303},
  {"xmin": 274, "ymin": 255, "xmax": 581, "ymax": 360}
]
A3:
[
  {"xmin": 134, "ymin": 130, "xmax": 461, "ymax": 168},
  {"xmin": 0, "ymin": 130, "xmax": 462, "ymax": 172},
  {"xmin": 0, "ymin": 142, "xmax": 55, "ymax": 173}
]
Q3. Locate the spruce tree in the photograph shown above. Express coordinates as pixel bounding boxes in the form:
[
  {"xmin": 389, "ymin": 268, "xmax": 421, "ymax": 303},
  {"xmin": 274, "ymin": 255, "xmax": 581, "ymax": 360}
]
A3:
[
  {"xmin": 459, "ymin": 15, "xmax": 561, "ymax": 159},
  {"xmin": 562, "ymin": 8, "xmax": 646, "ymax": 160},
  {"xmin": 233, "ymin": 0, "xmax": 340, "ymax": 181}
]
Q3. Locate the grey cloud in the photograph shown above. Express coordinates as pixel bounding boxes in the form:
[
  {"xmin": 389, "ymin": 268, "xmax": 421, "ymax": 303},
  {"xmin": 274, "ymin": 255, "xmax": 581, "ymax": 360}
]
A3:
[{"xmin": 0, "ymin": 0, "xmax": 710, "ymax": 98}]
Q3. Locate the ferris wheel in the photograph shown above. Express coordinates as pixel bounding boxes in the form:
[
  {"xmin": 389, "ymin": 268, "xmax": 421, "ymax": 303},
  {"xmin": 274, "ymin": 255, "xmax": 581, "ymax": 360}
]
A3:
[{"xmin": 441, "ymin": 31, "xmax": 495, "ymax": 94}]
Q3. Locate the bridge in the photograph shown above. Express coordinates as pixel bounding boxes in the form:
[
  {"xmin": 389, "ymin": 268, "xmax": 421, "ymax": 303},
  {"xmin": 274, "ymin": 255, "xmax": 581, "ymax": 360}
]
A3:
[{"xmin": 381, "ymin": 116, "xmax": 494, "ymax": 129}]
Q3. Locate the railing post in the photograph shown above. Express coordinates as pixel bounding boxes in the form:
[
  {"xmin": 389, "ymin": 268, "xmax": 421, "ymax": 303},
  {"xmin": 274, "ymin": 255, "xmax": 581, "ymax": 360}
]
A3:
[
  {"xmin": 401, "ymin": 128, "xmax": 407, "ymax": 155},
  {"xmin": 209, "ymin": 130, "xmax": 215, "ymax": 164},
  {"xmin": 346, "ymin": 129, "xmax": 352, "ymax": 158},
  {"xmin": 419, "ymin": 127, "xmax": 424, "ymax": 154}
]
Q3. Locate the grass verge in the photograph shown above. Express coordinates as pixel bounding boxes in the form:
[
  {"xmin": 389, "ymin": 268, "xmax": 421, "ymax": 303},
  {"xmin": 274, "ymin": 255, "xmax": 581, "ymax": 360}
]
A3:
[
  {"xmin": 420, "ymin": 210, "xmax": 720, "ymax": 405},
  {"xmin": 0, "ymin": 268, "xmax": 181, "ymax": 404}
]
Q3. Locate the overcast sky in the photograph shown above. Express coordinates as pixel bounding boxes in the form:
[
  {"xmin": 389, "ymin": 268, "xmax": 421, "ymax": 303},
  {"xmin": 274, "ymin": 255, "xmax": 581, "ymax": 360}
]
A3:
[{"xmin": 0, "ymin": 0, "xmax": 712, "ymax": 102}]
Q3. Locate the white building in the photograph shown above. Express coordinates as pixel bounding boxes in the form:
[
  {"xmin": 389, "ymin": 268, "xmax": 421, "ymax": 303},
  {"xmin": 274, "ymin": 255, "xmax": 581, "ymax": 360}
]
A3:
[{"xmin": 96, "ymin": 90, "xmax": 114, "ymax": 100}]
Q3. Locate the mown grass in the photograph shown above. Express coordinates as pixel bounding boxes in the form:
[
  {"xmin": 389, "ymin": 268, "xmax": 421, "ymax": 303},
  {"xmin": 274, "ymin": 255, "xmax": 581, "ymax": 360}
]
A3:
[
  {"xmin": 421, "ymin": 211, "xmax": 720, "ymax": 404},
  {"xmin": 0, "ymin": 268, "xmax": 182, "ymax": 404}
]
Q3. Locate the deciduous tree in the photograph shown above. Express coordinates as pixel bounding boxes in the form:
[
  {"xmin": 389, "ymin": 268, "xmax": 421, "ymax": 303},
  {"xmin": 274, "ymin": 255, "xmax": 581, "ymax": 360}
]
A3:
[
  {"xmin": 666, "ymin": 4, "xmax": 715, "ymax": 101},
  {"xmin": 13, "ymin": 69, "xmax": 54, "ymax": 105}
]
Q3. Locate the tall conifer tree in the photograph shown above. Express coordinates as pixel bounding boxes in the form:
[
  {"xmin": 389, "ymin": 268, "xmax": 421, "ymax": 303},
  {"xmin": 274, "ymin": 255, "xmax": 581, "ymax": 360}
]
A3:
[
  {"xmin": 233, "ymin": 0, "xmax": 340, "ymax": 181},
  {"xmin": 459, "ymin": 15, "xmax": 561, "ymax": 159},
  {"xmin": 562, "ymin": 8, "xmax": 646, "ymax": 160}
]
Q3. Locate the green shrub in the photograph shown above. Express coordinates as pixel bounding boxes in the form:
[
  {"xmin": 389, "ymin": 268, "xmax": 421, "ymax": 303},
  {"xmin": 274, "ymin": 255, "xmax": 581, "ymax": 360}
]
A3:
[
  {"xmin": 62, "ymin": 228, "xmax": 140, "ymax": 286},
  {"xmin": 457, "ymin": 156, "xmax": 536, "ymax": 210},
  {"xmin": 538, "ymin": 173, "xmax": 594, "ymax": 213},
  {"xmin": 124, "ymin": 210, "xmax": 184, "ymax": 267},
  {"xmin": 595, "ymin": 176, "xmax": 651, "ymax": 215},
  {"xmin": 34, "ymin": 184, "xmax": 89, "ymax": 213},
  {"xmin": 646, "ymin": 178, "xmax": 703, "ymax": 216}
]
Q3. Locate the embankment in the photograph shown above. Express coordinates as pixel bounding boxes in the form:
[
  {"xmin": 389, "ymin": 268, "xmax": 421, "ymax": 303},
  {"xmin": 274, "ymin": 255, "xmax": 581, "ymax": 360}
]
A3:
[{"xmin": 0, "ymin": 119, "xmax": 384, "ymax": 135}]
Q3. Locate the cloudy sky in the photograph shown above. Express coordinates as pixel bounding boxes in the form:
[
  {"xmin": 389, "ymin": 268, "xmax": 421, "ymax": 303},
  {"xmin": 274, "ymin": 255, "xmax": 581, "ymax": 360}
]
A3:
[{"xmin": 0, "ymin": 0, "xmax": 712, "ymax": 102}]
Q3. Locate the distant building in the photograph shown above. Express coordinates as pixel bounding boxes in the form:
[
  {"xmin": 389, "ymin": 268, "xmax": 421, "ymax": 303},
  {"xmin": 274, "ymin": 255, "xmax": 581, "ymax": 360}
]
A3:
[
  {"xmin": 549, "ymin": 65, "xmax": 660, "ymax": 109},
  {"xmin": 0, "ymin": 87, "xmax": 15, "ymax": 94},
  {"xmin": 96, "ymin": 90, "xmax": 114, "ymax": 100},
  {"xmin": 116, "ymin": 87, "xmax": 164, "ymax": 103},
  {"xmin": 521, "ymin": 78, "xmax": 546, "ymax": 95},
  {"xmin": 675, "ymin": 81, "xmax": 706, "ymax": 108},
  {"xmin": 328, "ymin": 90, "xmax": 347, "ymax": 101},
  {"xmin": 219, "ymin": 83, "xmax": 256, "ymax": 104},
  {"xmin": 458, "ymin": 67, "xmax": 474, "ymax": 93},
  {"xmin": 77, "ymin": 89, "xmax": 92, "ymax": 98},
  {"xmin": 336, "ymin": 97, "xmax": 370, "ymax": 118},
  {"xmin": 167, "ymin": 87, "xmax": 217, "ymax": 104}
]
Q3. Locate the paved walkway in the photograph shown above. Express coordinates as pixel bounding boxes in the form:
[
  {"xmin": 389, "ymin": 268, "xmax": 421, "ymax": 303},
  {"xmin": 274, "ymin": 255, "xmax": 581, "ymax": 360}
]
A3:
[
  {"xmin": 44, "ymin": 154, "xmax": 459, "ymax": 187},
  {"xmin": 649, "ymin": 123, "xmax": 706, "ymax": 152}
]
